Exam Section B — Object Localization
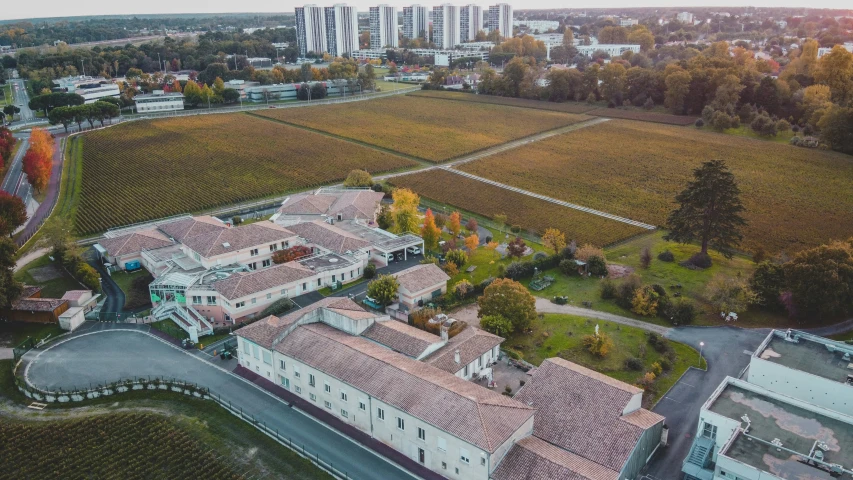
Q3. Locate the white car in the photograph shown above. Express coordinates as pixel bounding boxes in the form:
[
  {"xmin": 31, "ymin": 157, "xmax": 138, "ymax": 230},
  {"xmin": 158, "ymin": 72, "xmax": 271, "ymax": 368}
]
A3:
[{"xmin": 406, "ymin": 246, "xmax": 422, "ymax": 255}]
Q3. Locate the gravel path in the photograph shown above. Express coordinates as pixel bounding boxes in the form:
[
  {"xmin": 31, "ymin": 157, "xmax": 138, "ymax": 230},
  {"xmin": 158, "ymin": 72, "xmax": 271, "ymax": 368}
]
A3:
[{"xmin": 534, "ymin": 298, "xmax": 671, "ymax": 335}]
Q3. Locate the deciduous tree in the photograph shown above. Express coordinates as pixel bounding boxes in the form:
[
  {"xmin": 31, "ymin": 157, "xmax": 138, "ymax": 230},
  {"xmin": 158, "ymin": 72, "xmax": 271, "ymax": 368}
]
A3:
[
  {"xmin": 783, "ymin": 239, "xmax": 853, "ymax": 320},
  {"xmin": 390, "ymin": 188, "xmax": 420, "ymax": 234},
  {"xmin": 343, "ymin": 169, "xmax": 373, "ymax": 187},
  {"xmin": 507, "ymin": 236, "xmax": 527, "ymax": 259},
  {"xmin": 367, "ymin": 274, "xmax": 399, "ymax": 306},
  {"xmin": 542, "ymin": 228, "xmax": 566, "ymax": 255},
  {"xmin": 420, "ymin": 208, "xmax": 441, "ymax": 252},
  {"xmin": 0, "ymin": 191, "xmax": 27, "ymax": 237},
  {"xmin": 478, "ymin": 278, "xmax": 536, "ymax": 332},
  {"xmin": 447, "ymin": 211, "xmax": 461, "ymax": 237},
  {"xmin": 22, "ymin": 127, "xmax": 53, "ymax": 193},
  {"xmin": 464, "ymin": 234, "xmax": 479, "ymax": 251},
  {"xmin": 0, "ymin": 237, "xmax": 22, "ymax": 309}
]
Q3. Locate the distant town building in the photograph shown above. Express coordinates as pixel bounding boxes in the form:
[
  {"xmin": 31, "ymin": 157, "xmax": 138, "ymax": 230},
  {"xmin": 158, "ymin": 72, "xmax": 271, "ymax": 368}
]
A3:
[
  {"xmin": 513, "ymin": 19, "xmax": 559, "ymax": 32},
  {"xmin": 325, "ymin": 4, "xmax": 359, "ymax": 57},
  {"xmin": 460, "ymin": 4, "xmax": 484, "ymax": 42},
  {"xmin": 432, "ymin": 4, "xmax": 461, "ymax": 49},
  {"xmin": 620, "ymin": 18, "xmax": 639, "ymax": 27},
  {"xmin": 818, "ymin": 42, "xmax": 853, "ymax": 57},
  {"xmin": 403, "ymin": 5, "xmax": 429, "ymax": 41},
  {"xmin": 488, "ymin": 3, "xmax": 513, "ymax": 39},
  {"xmin": 134, "ymin": 90, "xmax": 185, "ymax": 113},
  {"xmin": 370, "ymin": 5, "xmax": 399, "ymax": 49},
  {"xmin": 677, "ymin": 11, "xmax": 695, "ymax": 24},
  {"xmin": 295, "ymin": 5, "xmax": 328, "ymax": 57},
  {"xmin": 52, "ymin": 75, "xmax": 120, "ymax": 104}
]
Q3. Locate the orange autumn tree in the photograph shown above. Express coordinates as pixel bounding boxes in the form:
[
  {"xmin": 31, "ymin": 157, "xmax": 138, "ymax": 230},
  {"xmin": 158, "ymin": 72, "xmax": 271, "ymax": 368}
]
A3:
[
  {"xmin": 448, "ymin": 211, "xmax": 461, "ymax": 237},
  {"xmin": 420, "ymin": 208, "xmax": 441, "ymax": 252},
  {"xmin": 22, "ymin": 128, "xmax": 54, "ymax": 193},
  {"xmin": 464, "ymin": 233, "xmax": 479, "ymax": 251}
]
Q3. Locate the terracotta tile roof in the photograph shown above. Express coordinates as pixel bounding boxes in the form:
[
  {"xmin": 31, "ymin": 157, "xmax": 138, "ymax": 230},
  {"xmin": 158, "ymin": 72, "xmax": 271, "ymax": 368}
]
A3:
[
  {"xmin": 181, "ymin": 222, "xmax": 295, "ymax": 258},
  {"xmin": 514, "ymin": 358, "xmax": 663, "ymax": 472},
  {"xmin": 158, "ymin": 215, "xmax": 227, "ymax": 241},
  {"xmin": 287, "ymin": 221, "xmax": 371, "ymax": 254},
  {"xmin": 621, "ymin": 408, "xmax": 665, "ymax": 429},
  {"xmin": 394, "ymin": 263, "xmax": 450, "ymax": 293},
  {"xmin": 98, "ymin": 229, "xmax": 173, "ymax": 257},
  {"xmin": 280, "ymin": 193, "xmax": 337, "ymax": 215},
  {"xmin": 212, "ymin": 262, "xmax": 315, "ymax": 300},
  {"xmin": 234, "ymin": 297, "xmax": 366, "ymax": 349},
  {"xmin": 61, "ymin": 290, "xmax": 90, "ymax": 301},
  {"xmin": 280, "ymin": 190, "xmax": 383, "ymax": 221},
  {"xmin": 21, "ymin": 285, "xmax": 42, "ymax": 298},
  {"xmin": 492, "ymin": 436, "xmax": 620, "ymax": 480},
  {"xmin": 424, "ymin": 325, "xmax": 503, "ymax": 374},
  {"xmin": 12, "ymin": 298, "xmax": 68, "ymax": 312},
  {"xmin": 361, "ymin": 320, "xmax": 442, "ymax": 358},
  {"xmin": 275, "ymin": 322, "xmax": 535, "ymax": 452}
]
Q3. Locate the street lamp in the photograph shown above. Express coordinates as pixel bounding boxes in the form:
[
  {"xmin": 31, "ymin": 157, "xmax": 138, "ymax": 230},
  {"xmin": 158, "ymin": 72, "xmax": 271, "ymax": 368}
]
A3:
[{"xmin": 699, "ymin": 341, "xmax": 705, "ymax": 367}]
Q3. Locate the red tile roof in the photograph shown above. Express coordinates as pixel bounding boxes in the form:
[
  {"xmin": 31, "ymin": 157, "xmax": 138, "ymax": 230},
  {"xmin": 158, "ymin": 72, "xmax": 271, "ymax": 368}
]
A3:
[
  {"xmin": 287, "ymin": 221, "xmax": 371, "ymax": 254},
  {"xmin": 99, "ymin": 229, "xmax": 173, "ymax": 257},
  {"xmin": 12, "ymin": 298, "xmax": 68, "ymax": 312},
  {"xmin": 492, "ymin": 436, "xmax": 620, "ymax": 480},
  {"xmin": 181, "ymin": 222, "xmax": 295, "ymax": 258},
  {"xmin": 393, "ymin": 263, "xmax": 450, "ymax": 293},
  {"xmin": 361, "ymin": 320, "xmax": 442, "ymax": 358},
  {"xmin": 212, "ymin": 262, "xmax": 315, "ymax": 300},
  {"xmin": 423, "ymin": 325, "xmax": 503, "ymax": 374}
]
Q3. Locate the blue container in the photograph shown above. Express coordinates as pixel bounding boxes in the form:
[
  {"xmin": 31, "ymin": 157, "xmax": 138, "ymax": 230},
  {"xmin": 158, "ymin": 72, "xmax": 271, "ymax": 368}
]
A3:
[{"xmin": 125, "ymin": 260, "xmax": 141, "ymax": 272}]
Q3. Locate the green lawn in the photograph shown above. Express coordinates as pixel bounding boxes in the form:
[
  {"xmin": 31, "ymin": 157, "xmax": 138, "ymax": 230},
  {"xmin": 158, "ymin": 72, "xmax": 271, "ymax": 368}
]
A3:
[
  {"xmin": 375, "ymin": 79, "xmax": 418, "ymax": 92},
  {"xmin": 150, "ymin": 319, "xmax": 190, "ymax": 341},
  {"xmin": 110, "ymin": 269, "xmax": 153, "ymax": 309},
  {"xmin": 0, "ymin": 322, "xmax": 65, "ymax": 348},
  {"xmin": 702, "ymin": 124, "xmax": 796, "ymax": 145},
  {"xmin": 14, "ymin": 254, "xmax": 82, "ymax": 298},
  {"xmin": 505, "ymin": 313, "xmax": 704, "ymax": 405}
]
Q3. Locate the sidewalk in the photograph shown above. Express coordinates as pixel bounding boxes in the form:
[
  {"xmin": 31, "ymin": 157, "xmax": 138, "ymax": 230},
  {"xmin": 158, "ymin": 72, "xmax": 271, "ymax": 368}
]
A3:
[{"xmin": 14, "ymin": 247, "xmax": 49, "ymax": 272}]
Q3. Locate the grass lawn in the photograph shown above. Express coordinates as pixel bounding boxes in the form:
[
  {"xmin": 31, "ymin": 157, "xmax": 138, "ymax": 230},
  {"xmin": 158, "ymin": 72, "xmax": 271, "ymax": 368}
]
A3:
[
  {"xmin": 0, "ymin": 360, "xmax": 332, "ymax": 480},
  {"xmin": 706, "ymin": 124, "xmax": 796, "ymax": 145},
  {"xmin": 375, "ymin": 79, "xmax": 418, "ymax": 92},
  {"xmin": 14, "ymin": 254, "xmax": 82, "ymax": 298},
  {"xmin": 0, "ymin": 321, "xmax": 65, "ymax": 348},
  {"xmin": 110, "ymin": 268, "xmax": 153, "ymax": 309},
  {"xmin": 150, "ymin": 319, "xmax": 190, "ymax": 341},
  {"xmin": 504, "ymin": 313, "xmax": 704, "ymax": 405}
]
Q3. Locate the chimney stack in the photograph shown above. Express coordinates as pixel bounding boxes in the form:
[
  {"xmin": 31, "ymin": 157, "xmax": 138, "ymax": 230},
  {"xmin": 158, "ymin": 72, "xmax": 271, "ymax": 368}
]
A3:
[
  {"xmin": 440, "ymin": 322, "xmax": 449, "ymax": 342},
  {"xmin": 454, "ymin": 349, "xmax": 460, "ymax": 364}
]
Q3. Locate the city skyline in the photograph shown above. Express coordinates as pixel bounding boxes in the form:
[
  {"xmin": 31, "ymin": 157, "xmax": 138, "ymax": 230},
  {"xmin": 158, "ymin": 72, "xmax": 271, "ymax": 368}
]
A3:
[{"xmin": 2, "ymin": 1, "xmax": 852, "ymax": 22}]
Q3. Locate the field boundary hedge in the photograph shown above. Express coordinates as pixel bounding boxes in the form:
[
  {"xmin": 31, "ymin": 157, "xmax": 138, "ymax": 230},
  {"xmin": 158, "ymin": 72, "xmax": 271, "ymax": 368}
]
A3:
[
  {"xmin": 585, "ymin": 108, "xmax": 699, "ymax": 126},
  {"xmin": 408, "ymin": 90, "xmax": 598, "ymax": 114}
]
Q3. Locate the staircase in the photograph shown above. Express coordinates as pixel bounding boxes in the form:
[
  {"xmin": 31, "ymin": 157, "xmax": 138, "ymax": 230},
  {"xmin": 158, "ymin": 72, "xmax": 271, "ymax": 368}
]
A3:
[
  {"xmin": 153, "ymin": 302, "xmax": 214, "ymax": 339},
  {"xmin": 681, "ymin": 436, "xmax": 715, "ymax": 480}
]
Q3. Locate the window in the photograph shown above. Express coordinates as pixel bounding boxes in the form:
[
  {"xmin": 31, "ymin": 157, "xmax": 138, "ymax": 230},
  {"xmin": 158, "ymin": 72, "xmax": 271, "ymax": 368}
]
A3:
[
  {"xmin": 310, "ymin": 393, "xmax": 316, "ymax": 401},
  {"xmin": 295, "ymin": 386, "xmax": 302, "ymax": 394},
  {"xmin": 460, "ymin": 448, "xmax": 470, "ymax": 464},
  {"xmin": 250, "ymin": 248, "xmax": 259, "ymax": 256},
  {"xmin": 207, "ymin": 296, "xmax": 216, "ymax": 305},
  {"xmin": 270, "ymin": 244, "xmax": 277, "ymax": 252},
  {"xmin": 377, "ymin": 408, "xmax": 385, "ymax": 420},
  {"xmin": 302, "ymin": 282, "xmax": 307, "ymax": 292},
  {"xmin": 332, "ymin": 274, "xmax": 336, "ymax": 283},
  {"xmin": 243, "ymin": 341, "xmax": 250, "ymax": 354},
  {"xmin": 252, "ymin": 344, "xmax": 259, "ymax": 360},
  {"xmin": 248, "ymin": 263, "xmax": 256, "ymax": 270},
  {"xmin": 359, "ymin": 400, "xmax": 366, "ymax": 411},
  {"xmin": 281, "ymin": 289, "xmax": 287, "ymax": 296},
  {"xmin": 340, "ymin": 391, "xmax": 348, "ymax": 402},
  {"xmin": 191, "ymin": 295, "xmax": 202, "ymax": 304},
  {"xmin": 317, "ymin": 279, "xmax": 321, "ymax": 286},
  {"xmin": 266, "ymin": 293, "xmax": 272, "ymax": 300},
  {"xmin": 441, "ymin": 462, "xmax": 446, "ymax": 470},
  {"xmin": 262, "ymin": 350, "xmax": 272, "ymax": 365},
  {"xmin": 262, "ymin": 259, "xmax": 271, "ymax": 268},
  {"xmin": 280, "ymin": 360, "xmax": 286, "ymax": 369},
  {"xmin": 324, "ymin": 401, "xmax": 332, "ymax": 409},
  {"xmin": 294, "ymin": 366, "xmax": 301, "ymax": 378},
  {"xmin": 324, "ymin": 382, "xmax": 331, "ymax": 393},
  {"xmin": 251, "ymin": 298, "xmax": 257, "ymax": 304},
  {"xmin": 236, "ymin": 301, "xmax": 245, "ymax": 309},
  {"xmin": 418, "ymin": 427, "xmax": 426, "ymax": 441},
  {"xmin": 280, "ymin": 376, "xmax": 289, "ymax": 388},
  {"xmin": 309, "ymin": 374, "xmax": 315, "ymax": 387},
  {"xmin": 397, "ymin": 417, "xmax": 405, "ymax": 431},
  {"xmin": 437, "ymin": 437, "xmax": 447, "ymax": 452},
  {"xmin": 341, "ymin": 409, "xmax": 348, "ymax": 418},
  {"xmin": 464, "ymin": 365, "xmax": 469, "ymax": 377},
  {"xmin": 281, "ymin": 241, "xmax": 288, "ymax": 249},
  {"xmin": 475, "ymin": 357, "xmax": 480, "ymax": 369},
  {"xmin": 702, "ymin": 422, "xmax": 718, "ymax": 440}
]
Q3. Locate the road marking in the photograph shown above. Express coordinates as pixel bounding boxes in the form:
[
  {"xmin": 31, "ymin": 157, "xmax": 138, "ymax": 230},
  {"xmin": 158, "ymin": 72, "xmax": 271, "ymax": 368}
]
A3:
[
  {"xmin": 679, "ymin": 382, "xmax": 695, "ymax": 388},
  {"xmin": 743, "ymin": 350, "xmax": 753, "ymax": 355},
  {"xmin": 662, "ymin": 396, "xmax": 681, "ymax": 404}
]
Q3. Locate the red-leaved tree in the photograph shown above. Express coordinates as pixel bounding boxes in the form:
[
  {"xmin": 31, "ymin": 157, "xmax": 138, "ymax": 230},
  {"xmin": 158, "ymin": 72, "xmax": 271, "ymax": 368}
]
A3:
[
  {"xmin": 0, "ymin": 191, "xmax": 27, "ymax": 237},
  {"xmin": 272, "ymin": 245, "xmax": 313, "ymax": 264},
  {"xmin": 0, "ymin": 127, "xmax": 16, "ymax": 170},
  {"xmin": 22, "ymin": 128, "xmax": 54, "ymax": 193}
]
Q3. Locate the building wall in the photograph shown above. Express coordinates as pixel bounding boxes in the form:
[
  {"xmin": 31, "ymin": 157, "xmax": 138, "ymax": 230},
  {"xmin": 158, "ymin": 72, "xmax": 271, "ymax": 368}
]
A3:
[
  {"xmin": 326, "ymin": 4, "xmax": 359, "ymax": 56},
  {"xmin": 620, "ymin": 420, "xmax": 664, "ymax": 480},
  {"xmin": 488, "ymin": 4, "xmax": 513, "ymax": 39},
  {"xmin": 113, "ymin": 252, "xmax": 144, "ymax": 270},
  {"xmin": 714, "ymin": 454, "xmax": 781, "ymax": 480},
  {"xmin": 747, "ymin": 356, "xmax": 853, "ymax": 416},
  {"xmin": 296, "ymin": 5, "xmax": 328, "ymax": 57},
  {"xmin": 136, "ymin": 97, "xmax": 184, "ymax": 112},
  {"xmin": 403, "ymin": 5, "xmax": 428, "ymax": 41},
  {"xmin": 185, "ymin": 235, "xmax": 299, "ymax": 270},
  {"xmin": 460, "ymin": 5, "xmax": 484, "ymax": 42},
  {"xmin": 370, "ymin": 5, "xmax": 399, "ymax": 49},
  {"xmin": 454, "ymin": 345, "xmax": 500, "ymax": 380},
  {"xmin": 698, "ymin": 408, "xmax": 745, "ymax": 464},
  {"xmin": 397, "ymin": 282, "xmax": 446, "ymax": 310},
  {"xmin": 433, "ymin": 5, "xmax": 460, "ymax": 49}
]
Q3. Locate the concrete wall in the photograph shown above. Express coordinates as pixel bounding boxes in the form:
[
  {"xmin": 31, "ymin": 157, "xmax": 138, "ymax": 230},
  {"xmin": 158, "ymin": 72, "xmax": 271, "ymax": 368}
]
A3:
[
  {"xmin": 58, "ymin": 307, "xmax": 85, "ymax": 331},
  {"xmin": 188, "ymin": 235, "xmax": 301, "ymax": 270},
  {"xmin": 715, "ymin": 453, "xmax": 783, "ymax": 480},
  {"xmin": 455, "ymin": 345, "xmax": 500, "ymax": 380},
  {"xmin": 398, "ymin": 282, "xmax": 446, "ymax": 310},
  {"xmin": 748, "ymin": 356, "xmax": 853, "ymax": 416},
  {"xmin": 620, "ymin": 419, "xmax": 664, "ymax": 480}
]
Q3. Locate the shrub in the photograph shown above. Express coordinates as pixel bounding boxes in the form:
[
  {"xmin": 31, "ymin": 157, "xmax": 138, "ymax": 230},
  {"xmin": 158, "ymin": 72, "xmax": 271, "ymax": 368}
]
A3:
[
  {"xmin": 624, "ymin": 357, "xmax": 644, "ymax": 370},
  {"xmin": 505, "ymin": 261, "xmax": 534, "ymax": 280},
  {"xmin": 616, "ymin": 274, "xmax": 643, "ymax": 309},
  {"xmin": 411, "ymin": 307, "xmax": 441, "ymax": 331},
  {"xmin": 445, "ymin": 249, "xmax": 468, "ymax": 268},
  {"xmin": 554, "ymin": 296, "xmax": 568, "ymax": 305},
  {"xmin": 694, "ymin": 118, "xmax": 705, "ymax": 128},
  {"xmin": 533, "ymin": 252, "xmax": 548, "ymax": 261},
  {"xmin": 661, "ymin": 298, "xmax": 697, "ymax": 325},
  {"xmin": 651, "ymin": 362, "xmax": 663, "ymax": 376},
  {"xmin": 231, "ymin": 216, "xmax": 242, "ymax": 226},
  {"xmin": 640, "ymin": 246, "xmax": 652, "ymax": 269},
  {"xmin": 657, "ymin": 250, "xmax": 674, "ymax": 262},
  {"xmin": 600, "ymin": 279, "xmax": 617, "ymax": 299},
  {"xmin": 479, "ymin": 277, "xmax": 495, "ymax": 291},
  {"xmin": 583, "ymin": 332, "xmax": 613, "ymax": 358},
  {"xmin": 560, "ymin": 243, "xmax": 576, "ymax": 260},
  {"xmin": 559, "ymin": 258, "xmax": 578, "ymax": 275},
  {"xmin": 587, "ymin": 255, "xmax": 608, "ymax": 277},
  {"xmin": 75, "ymin": 262, "xmax": 101, "ymax": 292},
  {"xmin": 258, "ymin": 297, "xmax": 296, "ymax": 318},
  {"xmin": 363, "ymin": 263, "xmax": 377, "ymax": 279},
  {"xmin": 575, "ymin": 244, "xmax": 605, "ymax": 262},
  {"xmin": 371, "ymin": 183, "xmax": 384, "ymax": 192},
  {"xmin": 343, "ymin": 169, "xmax": 373, "ymax": 187},
  {"xmin": 480, "ymin": 314, "xmax": 514, "ymax": 337},
  {"xmin": 752, "ymin": 247, "xmax": 767, "ymax": 263},
  {"xmin": 586, "ymin": 93, "xmax": 596, "ymax": 104},
  {"xmin": 643, "ymin": 97, "xmax": 654, "ymax": 110},
  {"xmin": 503, "ymin": 348, "xmax": 521, "ymax": 360},
  {"xmin": 454, "ymin": 280, "xmax": 474, "ymax": 299},
  {"xmin": 647, "ymin": 332, "xmax": 673, "ymax": 355},
  {"xmin": 443, "ymin": 261, "xmax": 459, "ymax": 276},
  {"xmin": 510, "ymin": 225, "xmax": 521, "ymax": 234},
  {"xmin": 533, "ymin": 254, "xmax": 560, "ymax": 271},
  {"xmin": 635, "ymin": 372, "xmax": 656, "ymax": 389},
  {"xmin": 632, "ymin": 285, "xmax": 661, "ymax": 316},
  {"xmin": 776, "ymin": 119, "xmax": 791, "ymax": 132},
  {"xmin": 682, "ymin": 252, "xmax": 712, "ymax": 269},
  {"xmin": 659, "ymin": 357, "xmax": 673, "ymax": 372},
  {"xmin": 750, "ymin": 113, "xmax": 778, "ymax": 137},
  {"xmin": 791, "ymin": 124, "xmax": 800, "ymax": 132}
]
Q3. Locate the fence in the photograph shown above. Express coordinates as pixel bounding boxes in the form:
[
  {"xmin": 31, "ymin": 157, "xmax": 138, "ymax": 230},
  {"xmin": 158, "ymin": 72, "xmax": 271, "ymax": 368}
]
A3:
[
  {"xmin": 14, "ymin": 374, "xmax": 352, "ymax": 479},
  {"xmin": 12, "ymin": 337, "xmax": 35, "ymax": 364}
]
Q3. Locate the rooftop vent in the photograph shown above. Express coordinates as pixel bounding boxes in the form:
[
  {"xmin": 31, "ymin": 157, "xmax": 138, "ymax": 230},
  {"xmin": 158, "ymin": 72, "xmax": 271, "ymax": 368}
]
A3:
[
  {"xmin": 222, "ymin": 242, "xmax": 231, "ymax": 248},
  {"xmin": 329, "ymin": 258, "xmax": 338, "ymax": 263}
]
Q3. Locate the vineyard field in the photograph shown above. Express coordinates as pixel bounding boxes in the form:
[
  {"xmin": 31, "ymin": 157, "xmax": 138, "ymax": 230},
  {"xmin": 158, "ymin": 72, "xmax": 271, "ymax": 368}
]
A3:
[
  {"xmin": 255, "ymin": 95, "xmax": 590, "ymax": 162},
  {"xmin": 459, "ymin": 120, "xmax": 853, "ymax": 253},
  {"xmin": 75, "ymin": 114, "xmax": 415, "ymax": 234},
  {"xmin": 1, "ymin": 413, "xmax": 244, "ymax": 479},
  {"xmin": 585, "ymin": 108, "xmax": 698, "ymax": 125},
  {"xmin": 408, "ymin": 90, "xmax": 598, "ymax": 114},
  {"xmin": 389, "ymin": 169, "xmax": 648, "ymax": 246}
]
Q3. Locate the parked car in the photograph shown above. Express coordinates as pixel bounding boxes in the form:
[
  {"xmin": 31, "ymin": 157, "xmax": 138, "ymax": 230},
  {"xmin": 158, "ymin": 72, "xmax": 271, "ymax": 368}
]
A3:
[{"xmin": 406, "ymin": 246, "xmax": 422, "ymax": 255}]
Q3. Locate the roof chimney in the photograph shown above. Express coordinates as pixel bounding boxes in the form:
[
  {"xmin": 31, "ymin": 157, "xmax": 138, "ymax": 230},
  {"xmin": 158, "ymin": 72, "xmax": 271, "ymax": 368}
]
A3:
[
  {"xmin": 440, "ymin": 322, "xmax": 449, "ymax": 342},
  {"xmin": 454, "ymin": 349, "xmax": 460, "ymax": 364}
]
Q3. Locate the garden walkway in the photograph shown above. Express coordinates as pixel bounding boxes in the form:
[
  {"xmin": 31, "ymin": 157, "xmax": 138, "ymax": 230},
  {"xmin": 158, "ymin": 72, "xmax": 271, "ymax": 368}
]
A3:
[{"xmin": 534, "ymin": 298, "xmax": 671, "ymax": 335}]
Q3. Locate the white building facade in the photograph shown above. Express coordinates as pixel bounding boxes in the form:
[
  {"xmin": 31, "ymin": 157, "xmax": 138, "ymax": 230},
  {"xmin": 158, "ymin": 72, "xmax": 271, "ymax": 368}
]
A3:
[
  {"xmin": 403, "ymin": 5, "xmax": 429, "ymax": 41},
  {"xmin": 325, "ymin": 4, "xmax": 359, "ymax": 57},
  {"xmin": 370, "ymin": 5, "xmax": 399, "ymax": 49},
  {"xmin": 295, "ymin": 5, "xmax": 328, "ymax": 57},
  {"xmin": 134, "ymin": 91, "xmax": 185, "ymax": 113},
  {"xmin": 460, "ymin": 5, "xmax": 484, "ymax": 42},
  {"xmin": 488, "ymin": 3, "xmax": 513, "ymax": 39},
  {"xmin": 433, "ymin": 4, "xmax": 460, "ymax": 49}
]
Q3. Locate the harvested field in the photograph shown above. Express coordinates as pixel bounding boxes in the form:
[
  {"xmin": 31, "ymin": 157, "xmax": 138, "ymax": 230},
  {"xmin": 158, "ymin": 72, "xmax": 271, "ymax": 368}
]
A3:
[
  {"xmin": 459, "ymin": 120, "xmax": 853, "ymax": 253},
  {"xmin": 585, "ymin": 108, "xmax": 698, "ymax": 125},
  {"xmin": 75, "ymin": 114, "xmax": 415, "ymax": 234},
  {"xmin": 255, "ymin": 95, "xmax": 589, "ymax": 162},
  {"xmin": 389, "ymin": 169, "xmax": 648, "ymax": 246},
  {"xmin": 408, "ymin": 90, "xmax": 597, "ymax": 114}
]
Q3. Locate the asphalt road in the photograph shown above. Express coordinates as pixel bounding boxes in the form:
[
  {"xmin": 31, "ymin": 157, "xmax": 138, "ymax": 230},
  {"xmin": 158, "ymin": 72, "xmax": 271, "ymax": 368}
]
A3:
[
  {"xmin": 1, "ymin": 137, "xmax": 27, "ymax": 194},
  {"xmin": 10, "ymin": 79, "xmax": 36, "ymax": 123},
  {"xmin": 24, "ymin": 326, "xmax": 420, "ymax": 480}
]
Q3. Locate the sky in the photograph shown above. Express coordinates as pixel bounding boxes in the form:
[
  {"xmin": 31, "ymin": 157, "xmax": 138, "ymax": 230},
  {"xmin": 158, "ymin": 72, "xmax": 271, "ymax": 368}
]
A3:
[{"xmin": 1, "ymin": 0, "xmax": 851, "ymax": 22}]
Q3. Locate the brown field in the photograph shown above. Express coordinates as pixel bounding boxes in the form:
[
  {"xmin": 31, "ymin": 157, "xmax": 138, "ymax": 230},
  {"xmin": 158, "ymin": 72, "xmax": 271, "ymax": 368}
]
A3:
[
  {"xmin": 585, "ymin": 108, "xmax": 698, "ymax": 125},
  {"xmin": 255, "ymin": 95, "xmax": 589, "ymax": 162},
  {"xmin": 407, "ymin": 90, "xmax": 598, "ymax": 114},
  {"xmin": 459, "ymin": 120, "xmax": 853, "ymax": 254},
  {"xmin": 75, "ymin": 113, "xmax": 415, "ymax": 234},
  {"xmin": 389, "ymin": 169, "xmax": 648, "ymax": 246}
]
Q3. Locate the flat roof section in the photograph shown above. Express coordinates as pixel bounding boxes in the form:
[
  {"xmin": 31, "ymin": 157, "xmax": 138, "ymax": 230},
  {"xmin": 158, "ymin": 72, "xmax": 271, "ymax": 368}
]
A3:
[
  {"xmin": 760, "ymin": 333, "xmax": 853, "ymax": 384},
  {"xmin": 710, "ymin": 384, "xmax": 853, "ymax": 479}
]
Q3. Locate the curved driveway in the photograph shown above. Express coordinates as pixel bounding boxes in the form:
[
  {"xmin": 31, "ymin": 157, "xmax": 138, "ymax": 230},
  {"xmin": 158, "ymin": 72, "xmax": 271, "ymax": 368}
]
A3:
[{"xmin": 24, "ymin": 327, "xmax": 420, "ymax": 480}]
